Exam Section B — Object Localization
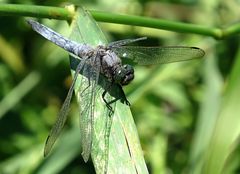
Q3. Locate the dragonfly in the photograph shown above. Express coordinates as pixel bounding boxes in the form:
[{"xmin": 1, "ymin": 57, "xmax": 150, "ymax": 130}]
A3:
[{"xmin": 27, "ymin": 19, "xmax": 204, "ymax": 165}]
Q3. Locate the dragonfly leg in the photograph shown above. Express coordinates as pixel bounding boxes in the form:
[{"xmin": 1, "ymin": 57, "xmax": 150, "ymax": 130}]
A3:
[
  {"xmin": 118, "ymin": 85, "xmax": 131, "ymax": 106},
  {"xmin": 102, "ymin": 83, "xmax": 131, "ymax": 107},
  {"xmin": 102, "ymin": 90, "xmax": 114, "ymax": 116}
]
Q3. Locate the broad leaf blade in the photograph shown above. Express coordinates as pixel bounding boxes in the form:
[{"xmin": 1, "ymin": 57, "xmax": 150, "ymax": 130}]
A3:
[
  {"xmin": 201, "ymin": 44, "xmax": 240, "ymax": 174},
  {"xmin": 69, "ymin": 7, "xmax": 148, "ymax": 174}
]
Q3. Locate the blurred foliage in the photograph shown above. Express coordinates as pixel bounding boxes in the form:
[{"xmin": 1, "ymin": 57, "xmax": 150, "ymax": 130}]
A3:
[{"xmin": 0, "ymin": 0, "xmax": 240, "ymax": 174}]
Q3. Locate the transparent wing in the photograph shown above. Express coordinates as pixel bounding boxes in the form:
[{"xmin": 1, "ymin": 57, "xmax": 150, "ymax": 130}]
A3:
[
  {"xmin": 108, "ymin": 37, "xmax": 147, "ymax": 47},
  {"xmin": 103, "ymin": 99, "xmax": 116, "ymax": 172},
  {"xmin": 112, "ymin": 46, "xmax": 205, "ymax": 65},
  {"xmin": 78, "ymin": 55, "xmax": 101, "ymax": 162},
  {"xmin": 44, "ymin": 59, "xmax": 86, "ymax": 157}
]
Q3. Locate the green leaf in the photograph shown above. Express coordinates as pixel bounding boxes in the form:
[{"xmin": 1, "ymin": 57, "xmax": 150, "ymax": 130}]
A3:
[
  {"xmin": 201, "ymin": 44, "xmax": 240, "ymax": 174},
  {"xmin": 188, "ymin": 43, "xmax": 240, "ymax": 174},
  {"xmin": 68, "ymin": 7, "xmax": 148, "ymax": 174},
  {"xmin": 188, "ymin": 45, "xmax": 223, "ymax": 173}
]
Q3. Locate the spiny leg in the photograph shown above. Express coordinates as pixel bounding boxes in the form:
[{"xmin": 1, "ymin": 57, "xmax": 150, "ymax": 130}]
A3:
[
  {"xmin": 102, "ymin": 90, "xmax": 114, "ymax": 116},
  {"xmin": 103, "ymin": 84, "xmax": 131, "ymax": 107},
  {"xmin": 118, "ymin": 84, "xmax": 131, "ymax": 106}
]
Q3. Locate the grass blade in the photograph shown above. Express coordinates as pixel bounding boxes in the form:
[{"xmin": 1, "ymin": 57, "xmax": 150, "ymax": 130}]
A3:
[{"xmin": 69, "ymin": 7, "xmax": 148, "ymax": 174}]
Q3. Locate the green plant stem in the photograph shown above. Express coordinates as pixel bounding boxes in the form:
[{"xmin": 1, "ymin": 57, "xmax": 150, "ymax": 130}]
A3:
[
  {"xmin": 0, "ymin": 4, "xmax": 240, "ymax": 39},
  {"xmin": 0, "ymin": 4, "xmax": 73, "ymax": 20},
  {"xmin": 91, "ymin": 10, "xmax": 221, "ymax": 38}
]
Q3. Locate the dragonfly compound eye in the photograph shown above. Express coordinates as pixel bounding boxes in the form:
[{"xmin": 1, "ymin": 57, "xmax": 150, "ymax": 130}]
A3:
[{"xmin": 114, "ymin": 64, "xmax": 134, "ymax": 86}]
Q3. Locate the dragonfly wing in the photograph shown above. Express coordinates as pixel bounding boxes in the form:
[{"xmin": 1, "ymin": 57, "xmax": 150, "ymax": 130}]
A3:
[
  {"xmin": 78, "ymin": 55, "xmax": 101, "ymax": 162},
  {"xmin": 108, "ymin": 37, "xmax": 147, "ymax": 47},
  {"xmin": 113, "ymin": 46, "xmax": 205, "ymax": 65},
  {"xmin": 44, "ymin": 59, "xmax": 86, "ymax": 157}
]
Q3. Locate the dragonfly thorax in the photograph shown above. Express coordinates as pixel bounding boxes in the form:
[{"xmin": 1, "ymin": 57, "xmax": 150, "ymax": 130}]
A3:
[{"xmin": 100, "ymin": 49, "xmax": 134, "ymax": 86}]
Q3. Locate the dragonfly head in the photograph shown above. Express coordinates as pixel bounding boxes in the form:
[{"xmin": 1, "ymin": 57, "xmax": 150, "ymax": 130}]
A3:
[{"xmin": 114, "ymin": 64, "xmax": 134, "ymax": 86}]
